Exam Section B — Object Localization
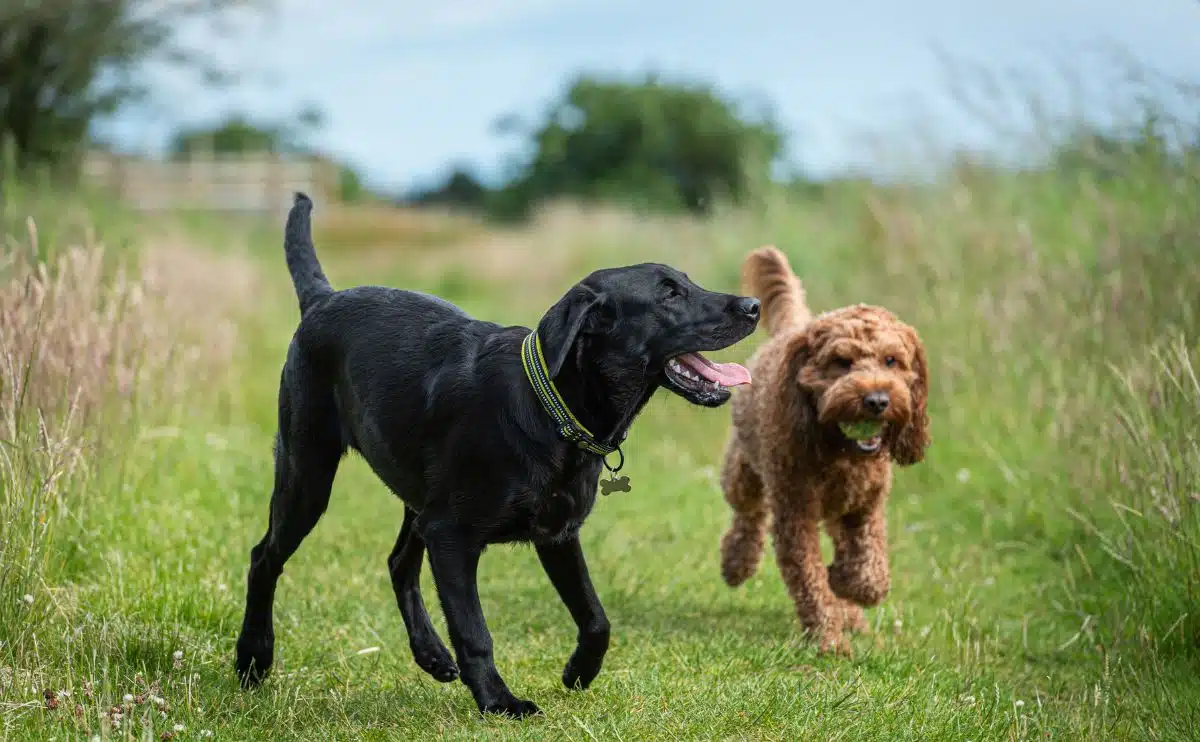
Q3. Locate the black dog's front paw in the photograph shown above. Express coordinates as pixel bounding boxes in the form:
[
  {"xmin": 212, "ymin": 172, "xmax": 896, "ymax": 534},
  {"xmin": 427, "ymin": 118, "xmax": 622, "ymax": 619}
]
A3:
[
  {"xmin": 411, "ymin": 639, "xmax": 460, "ymax": 683},
  {"xmin": 235, "ymin": 630, "xmax": 274, "ymax": 688},
  {"xmin": 562, "ymin": 648, "xmax": 604, "ymax": 690},
  {"xmin": 481, "ymin": 695, "xmax": 542, "ymax": 719}
]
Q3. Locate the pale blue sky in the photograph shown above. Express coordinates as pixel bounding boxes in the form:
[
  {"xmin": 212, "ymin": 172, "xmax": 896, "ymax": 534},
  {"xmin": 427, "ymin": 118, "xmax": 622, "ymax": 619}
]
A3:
[{"xmin": 100, "ymin": 0, "xmax": 1200, "ymax": 193}]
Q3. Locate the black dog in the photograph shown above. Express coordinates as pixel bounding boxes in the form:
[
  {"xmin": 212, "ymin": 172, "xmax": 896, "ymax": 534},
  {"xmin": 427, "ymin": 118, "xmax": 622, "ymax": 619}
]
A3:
[{"xmin": 235, "ymin": 193, "xmax": 760, "ymax": 717}]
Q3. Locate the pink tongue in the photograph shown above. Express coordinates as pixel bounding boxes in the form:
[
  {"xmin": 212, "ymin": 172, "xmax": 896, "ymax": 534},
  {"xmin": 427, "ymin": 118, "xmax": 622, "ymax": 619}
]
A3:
[{"xmin": 677, "ymin": 353, "xmax": 752, "ymax": 387}]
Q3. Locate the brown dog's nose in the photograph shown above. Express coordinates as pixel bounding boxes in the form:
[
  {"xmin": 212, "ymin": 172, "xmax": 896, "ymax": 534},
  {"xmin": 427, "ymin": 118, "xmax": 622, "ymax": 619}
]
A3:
[
  {"xmin": 733, "ymin": 297, "xmax": 760, "ymax": 320},
  {"xmin": 863, "ymin": 391, "xmax": 890, "ymax": 416}
]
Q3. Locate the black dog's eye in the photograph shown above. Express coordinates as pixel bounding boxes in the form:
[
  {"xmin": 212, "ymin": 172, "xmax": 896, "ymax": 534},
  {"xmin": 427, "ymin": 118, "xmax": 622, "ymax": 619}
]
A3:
[{"xmin": 884, "ymin": 356, "xmax": 897, "ymax": 367}]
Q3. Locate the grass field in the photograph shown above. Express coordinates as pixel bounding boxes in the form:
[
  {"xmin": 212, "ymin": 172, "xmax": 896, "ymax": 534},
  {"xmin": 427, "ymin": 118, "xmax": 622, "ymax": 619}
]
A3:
[{"xmin": 2, "ymin": 141, "xmax": 1199, "ymax": 740}]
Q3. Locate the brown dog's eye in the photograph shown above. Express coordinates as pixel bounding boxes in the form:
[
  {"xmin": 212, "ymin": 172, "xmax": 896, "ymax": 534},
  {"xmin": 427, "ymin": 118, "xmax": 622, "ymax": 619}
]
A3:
[
  {"xmin": 835, "ymin": 357, "xmax": 853, "ymax": 370},
  {"xmin": 885, "ymin": 356, "xmax": 897, "ymax": 367}
]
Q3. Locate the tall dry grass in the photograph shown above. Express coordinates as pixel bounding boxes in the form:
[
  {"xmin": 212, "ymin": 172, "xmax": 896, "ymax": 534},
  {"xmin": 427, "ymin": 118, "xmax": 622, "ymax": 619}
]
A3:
[{"xmin": 0, "ymin": 201, "xmax": 254, "ymax": 661}]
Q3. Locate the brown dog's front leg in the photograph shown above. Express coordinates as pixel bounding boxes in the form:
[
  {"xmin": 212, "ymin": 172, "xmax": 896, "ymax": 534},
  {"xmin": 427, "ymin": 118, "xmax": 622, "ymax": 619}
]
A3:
[
  {"xmin": 826, "ymin": 508, "xmax": 891, "ymax": 608},
  {"xmin": 771, "ymin": 499, "xmax": 846, "ymax": 653},
  {"xmin": 423, "ymin": 523, "xmax": 541, "ymax": 718}
]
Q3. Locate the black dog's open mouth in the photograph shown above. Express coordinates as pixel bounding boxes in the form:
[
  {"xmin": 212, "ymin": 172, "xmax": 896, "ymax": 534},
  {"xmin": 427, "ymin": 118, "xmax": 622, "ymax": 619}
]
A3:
[
  {"xmin": 662, "ymin": 352, "xmax": 752, "ymax": 407},
  {"xmin": 838, "ymin": 421, "xmax": 886, "ymax": 454}
]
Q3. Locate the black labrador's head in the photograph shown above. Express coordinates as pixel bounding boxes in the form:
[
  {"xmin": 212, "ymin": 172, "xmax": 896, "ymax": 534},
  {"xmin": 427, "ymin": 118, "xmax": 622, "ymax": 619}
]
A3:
[{"xmin": 535, "ymin": 263, "xmax": 760, "ymax": 433}]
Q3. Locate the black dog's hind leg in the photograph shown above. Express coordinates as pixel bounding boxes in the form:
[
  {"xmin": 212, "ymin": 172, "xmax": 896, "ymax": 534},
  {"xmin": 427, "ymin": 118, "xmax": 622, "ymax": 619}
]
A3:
[
  {"xmin": 388, "ymin": 506, "xmax": 459, "ymax": 682},
  {"xmin": 536, "ymin": 536, "xmax": 611, "ymax": 691},
  {"xmin": 236, "ymin": 369, "xmax": 343, "ymax": 688},
  {"xmin": 423, "ymin": 522, "xmax": 541, "ymax": 718}
]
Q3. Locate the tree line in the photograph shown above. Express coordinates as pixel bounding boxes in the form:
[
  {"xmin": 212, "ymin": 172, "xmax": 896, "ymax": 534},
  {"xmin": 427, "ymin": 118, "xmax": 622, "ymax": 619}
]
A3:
[
  {"xmin": 2, "ymin": 1, "xmax": 1190, "ymax": 221},
  {"xmin": 0, "ymin": 0, "xmax": 798, "ymax": 219}
]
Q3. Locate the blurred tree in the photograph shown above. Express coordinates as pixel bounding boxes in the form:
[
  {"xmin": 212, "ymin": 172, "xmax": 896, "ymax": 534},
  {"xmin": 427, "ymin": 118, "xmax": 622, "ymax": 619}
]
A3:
[
  {"xmin": 167, "ymin": 106, "xmax": 323, "ymax": 158},
  {"xmin": 408, "ymin": 166, "xmax": 488, "ymax": 211},
  {"xmin": 491, "ymin": 72, "xmax": 787, "ymax": 218},
  {"xmin": 168, "ymin": 116, "xmax": 288, "ymax": 158},
  {"xmin": 337, "ymin": 165, "xmax": 366, "ymax": 203},
  {"xmin": 0, "ymin": 0, "xmax": 266, "ymax": 175},
  {"xmin": 167, "ymin": 108, "xmax": 370, "ymax": 203}
]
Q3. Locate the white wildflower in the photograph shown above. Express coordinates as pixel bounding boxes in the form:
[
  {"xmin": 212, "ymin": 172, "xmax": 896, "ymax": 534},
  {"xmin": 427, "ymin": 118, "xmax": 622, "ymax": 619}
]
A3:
[
  {"xmin": 956, "ymin": 468, "xmax": 970, "ymax": 484},
  {"xmin": 172, "ymin": 650, "xmax": 184, "ymax": 660},
  {"xmin": 123, "ymin": 694, "xmax": 134, "ymax": 702},
  {"xmin": 21, "ymin": 594, "xmax": 33, "ymax": 605},
  {"xmin": 173, "ymin": 723, "xmax": 185, "ymax": 732}
]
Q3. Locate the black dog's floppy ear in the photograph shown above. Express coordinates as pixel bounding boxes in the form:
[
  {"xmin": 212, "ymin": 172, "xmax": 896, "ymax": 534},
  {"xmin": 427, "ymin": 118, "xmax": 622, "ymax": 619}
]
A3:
[{"xmin": 537, "ymin": 285, "xmax": 606, "ymax": 378}]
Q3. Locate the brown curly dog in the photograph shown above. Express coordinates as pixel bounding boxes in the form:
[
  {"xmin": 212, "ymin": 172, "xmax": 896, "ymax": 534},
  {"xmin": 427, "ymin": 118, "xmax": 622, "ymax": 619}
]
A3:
[{"xmin": 719, "ymin": 246, "xmax": 930, "ymax": 653}]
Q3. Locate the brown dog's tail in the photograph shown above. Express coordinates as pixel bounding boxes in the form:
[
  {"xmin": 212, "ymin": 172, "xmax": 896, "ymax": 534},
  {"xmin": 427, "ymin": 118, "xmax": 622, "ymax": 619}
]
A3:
[{"xmin": 741, "ymin": 246, "xmax": 809, "ymax": 336}]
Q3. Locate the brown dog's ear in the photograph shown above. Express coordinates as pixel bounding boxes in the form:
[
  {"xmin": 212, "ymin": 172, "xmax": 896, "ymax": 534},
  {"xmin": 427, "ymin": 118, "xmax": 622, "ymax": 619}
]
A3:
[
  {"xmin": 891, "ymin": 328, "xmax": 930, "ymax": 466},
  {"xmin": 785, "ymin": 329, "xmax": 821, "ymax": 439},
  {"xmin": 537, "ymin": 285, "xmax": 606, "ymax": 378}
]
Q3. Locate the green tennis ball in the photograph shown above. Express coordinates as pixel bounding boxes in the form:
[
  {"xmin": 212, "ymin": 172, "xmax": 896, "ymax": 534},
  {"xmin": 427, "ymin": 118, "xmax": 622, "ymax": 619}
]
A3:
[{"xmin": 839, "ymin": 421, "xmax": 884, "ymax": 440}]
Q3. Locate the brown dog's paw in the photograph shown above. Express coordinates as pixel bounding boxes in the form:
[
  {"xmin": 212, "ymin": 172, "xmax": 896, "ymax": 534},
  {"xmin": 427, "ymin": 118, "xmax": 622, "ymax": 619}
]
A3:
[
  {"xmin": 838, "ymin": 601, "xmax": 869, "ymax": 635},
  {"xmin": 798, "ymin": 613, "xmax": 851, "ymax": 657},
  {"xmin": 828, "ymin": 560, "xmax": 890, "ymax": 607},
  {"xmin": 817, "ymin": 630, "xmax": 853, "ymax": 657},
  {"xmin": 719, "ymin": 530, "xmax": 763, "ymax": 587}
]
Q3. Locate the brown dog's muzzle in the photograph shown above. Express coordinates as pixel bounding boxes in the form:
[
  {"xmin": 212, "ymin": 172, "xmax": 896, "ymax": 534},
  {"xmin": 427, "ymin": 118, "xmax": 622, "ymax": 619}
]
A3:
[{"xmin": 816, "ymin": 374, "xmax": 912, "ymax": 426}]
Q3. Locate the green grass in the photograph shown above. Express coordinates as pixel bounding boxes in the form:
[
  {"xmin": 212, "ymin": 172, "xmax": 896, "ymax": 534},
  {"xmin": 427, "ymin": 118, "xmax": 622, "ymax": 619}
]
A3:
[{"xmin": 3, "ymin": 149, "xmax": 1200, "ymax": 740}]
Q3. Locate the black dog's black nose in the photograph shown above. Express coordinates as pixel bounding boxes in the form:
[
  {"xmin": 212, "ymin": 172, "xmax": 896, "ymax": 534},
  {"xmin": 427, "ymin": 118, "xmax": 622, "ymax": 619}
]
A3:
[
  {"xmin": 863, "ymin": 391, "xmax": 890, "ymax": 416},
  {"xmin": 733, "ymin": 297, "xmax": 760, "ymax": 320}
]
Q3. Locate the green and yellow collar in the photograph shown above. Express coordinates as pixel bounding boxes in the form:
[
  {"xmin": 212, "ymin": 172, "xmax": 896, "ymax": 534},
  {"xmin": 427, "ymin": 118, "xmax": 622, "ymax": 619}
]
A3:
[{"xmin": 521, "ymin": 331, "xmax": 625, "ymax": 465}]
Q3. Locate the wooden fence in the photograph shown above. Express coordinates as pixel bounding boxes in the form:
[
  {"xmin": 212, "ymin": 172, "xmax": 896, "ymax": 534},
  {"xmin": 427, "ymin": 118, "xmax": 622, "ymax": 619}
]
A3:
[{"xmin": 81, "ymin": 151, "xmax": 339, "ymax": 215}]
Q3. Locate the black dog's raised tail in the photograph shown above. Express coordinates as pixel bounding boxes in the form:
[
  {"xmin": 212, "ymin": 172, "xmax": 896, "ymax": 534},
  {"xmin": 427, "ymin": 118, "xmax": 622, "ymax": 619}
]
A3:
[{"xmin": 285, "ymin": 192, "xmax": 334, "ymax": 314}]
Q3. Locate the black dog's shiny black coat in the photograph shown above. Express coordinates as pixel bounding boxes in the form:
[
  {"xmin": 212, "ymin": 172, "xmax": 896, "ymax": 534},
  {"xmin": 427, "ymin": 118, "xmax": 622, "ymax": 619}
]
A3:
[{"xmin": 235, "ymin": 194, "xmax": 760, "ymax": 717}]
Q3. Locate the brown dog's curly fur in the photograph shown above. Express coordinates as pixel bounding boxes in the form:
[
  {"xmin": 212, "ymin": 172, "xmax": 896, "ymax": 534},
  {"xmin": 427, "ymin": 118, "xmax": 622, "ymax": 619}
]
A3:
[{"xmin": 719, "ymin": 246, "xmax": 930, "ymax": 653}]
